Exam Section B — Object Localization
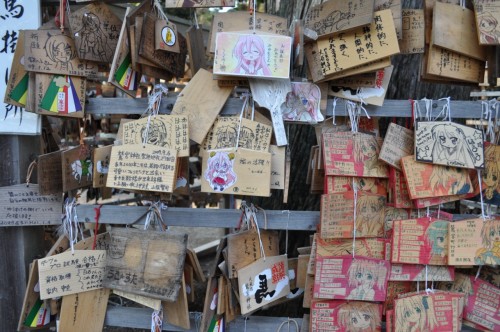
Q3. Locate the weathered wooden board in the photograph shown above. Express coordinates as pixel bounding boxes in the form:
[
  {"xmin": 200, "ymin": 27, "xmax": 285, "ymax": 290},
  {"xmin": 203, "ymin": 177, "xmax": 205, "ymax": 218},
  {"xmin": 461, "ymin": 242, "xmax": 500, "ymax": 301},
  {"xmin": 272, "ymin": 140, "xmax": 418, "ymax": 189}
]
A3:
[
  {"xmin": 399, "ymin": 9, "xmax": 425, "ymax": 54},
  {"xmin": 379, "ymin": 122, "xmax": 414, "ymax": 170},
  {"xmin": 0, "ymin": 184, "xmax": 61, "ymax": 227},
  {"xmin": 304, "ymin": 0, "xmax": 375, "ymax": 37},
  {"xmin": 37, "ymin": 150, "xmax": 63, "ymax": 195},
  {"xmin": 104, "ymin": 227, "xmax": 188, "ymax": 301},
  {"xmin": 424, "ymin": 0, "xmax": 461, "ymax": 44},
  {"xmin": 139, "ymin": 13, "xmax": 187, "ymax": 78},
  {"xmin": 69, "ymin": 2, "xmax": 122, "ymax": 63},
  {"xmin": 426, "ymin": 44, "xmax": 484, "ymax": 83},
  {"xmin": 38, "ymin": 250, "xmax": 107, "ymax": 300},
  {"xmin": 4, "ymin": 30, "xmax": 28, "ymax": 108},
  {"xmin": 114, "ymin": 290, "xmax": 161, "ymax": 310},
  {"xmin": 186, "ymin": 25, "xmax": 207, "ymax": 76},
  {"xmin": 163, "ymin": 275, "xmax": 190, "ymax": 329},
  {"xmin": 62, "ymin": 146, "xmax": 94, "ymax": 192},
  {"xmin": 208, "ymin": 12, "xmax": 288, "ymax": 53},
  {"xmin": 433, "ymin": 2, "xmax": 486, "ymax": 60},
  {"xmin": 171, "ymin": 68, "xmax": 232, "ymax": 144},
  {"xmin": 35, "ymin": 73, "xmax": 86, "ymax": 117},
  {"xmin": 107, "ymin": 144, "xmax": 177, "ymax": 193},
  {"xmin": 24, "ymin": 30, "xmax": 100, "ymax": 77}
]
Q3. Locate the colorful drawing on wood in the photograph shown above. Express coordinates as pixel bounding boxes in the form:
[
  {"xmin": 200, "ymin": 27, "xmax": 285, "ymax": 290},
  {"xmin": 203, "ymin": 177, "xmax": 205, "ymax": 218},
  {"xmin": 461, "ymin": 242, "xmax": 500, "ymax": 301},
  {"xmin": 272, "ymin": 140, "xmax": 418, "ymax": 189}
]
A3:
[
  {"xmin": 325, "ymin": 176, "xmax": 388, "ymax": 195},
  {"xmin": 165, "ymin": 0, "xmax": 235, "ymax": 7},
  {"xmin": 415, "ymin": 121, "xmax": 484, "ymax": 169},
  {"xmin": 213, "ymin": 32, "xmax": 292, "ymax": 79},
  {"xmin": 281, "ymin": 82, "xmax": 323, "ymax": 122},
  {"xmin": 401, "ymin": 155, "xmax": 473, "ymax": 199},
  {"xmin": 311, "ymin": 300, "xmax": 383, "ymax": 332},
  {"xmin": 122, "ymin": 115, "xmax": 189, "ymax": 157},
  {"xmin": 384, "ymin": 281, "xmax": 412, "ymax": 314},
  {"xmin": 314, "ymin": 255, "xmax": 390, "ymax": 301},
  {"xmin": 389, "ymin": 264, "xmax": 454, "ymax": 282},
  {"xmin": 384, "ymin": 207, "xmax": 417, "ymax": 235},
  {"xmin": 24, "ymin": 30, "xmax": 100, "ymax": 77},
  {"xmin": 36, "ymin": 74, "xmax": 85, "ymax": 117},
  {"xmin": 474, "ymin": 0, "xmax": 500, "ymax": 45},
  {"xmin": 69, "ymin": 2, "xmax": 122, "ymax": 63},
  {"xmin": 387, "ymin": 168, "xmax": 414, "ymax": 209},
  {"xmin": 321, "ymin": 191, "xmax": 386, "ymax": 239},
  {"xmin": 392, "ymin": 218, "xmax": 449, "ymax": 265},
  {"xmin": 62, "ymin": 146, "xmax": 93, "ymax": 192},
  {"xmin": 201, "ymin": 148, "xmax": 271, "ymax": 197},
  {"xmin": 323, "ymin": 132, "xmax": 389, "ymax": 177},
  {"xmin": 237, "ymin": 255, "xmax": 290, "ymax": 315},
  {"xmin": 155, "ymin": 20, "xmax": 180, "ymax": 53},
  {"xmin": 473, "ymin": 144, "xmax": 500, "ymax": 205}
]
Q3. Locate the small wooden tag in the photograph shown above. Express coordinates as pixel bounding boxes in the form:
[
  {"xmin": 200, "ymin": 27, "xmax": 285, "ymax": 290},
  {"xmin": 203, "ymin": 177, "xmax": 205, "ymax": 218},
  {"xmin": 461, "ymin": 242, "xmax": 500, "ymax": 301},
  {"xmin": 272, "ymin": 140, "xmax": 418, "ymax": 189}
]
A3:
[
  {"xmin": 163, "ymin": 274, "xmax": 190, "ymax": 329},
  {"xmin": 37, "ymin": 150, "xmax": 63, "ymax": 195},
  {"xmin": 92, "ymin": 145, "xmax": 112, "ymax": 188},
  {"xmin": 270, "ymin": 145, "xmax": 285, "ymax": 190},
  {"xmin": 380, "ymin": 122, "xmax": 414, "ymax": 170},
  {"xmin": 35, "ymin": 73, "xmax": 86, "ymax": 117},
  {"xmin": 62, "ymin": 146, "xmax": 94, "ymax": 192},
  {"xmin": 238, "ymin": 255, "xmax": 290, "ymax": 315},
  {"xmin": 155, "ymin": 19, "xmax": 180, "ymax": 53}
]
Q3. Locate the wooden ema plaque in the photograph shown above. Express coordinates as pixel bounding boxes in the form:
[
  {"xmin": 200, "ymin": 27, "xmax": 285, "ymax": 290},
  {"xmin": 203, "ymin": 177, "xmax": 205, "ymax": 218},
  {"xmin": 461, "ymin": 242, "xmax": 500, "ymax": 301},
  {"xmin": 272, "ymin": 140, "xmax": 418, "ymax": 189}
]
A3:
[
  {"xmin": 320, "ymin": 191, "xmax": 386, "ymax": 239},
  {"xmin": 384, "ymin": 281, "xmax": 412, "ymax": 314},
  {"xmin": 389, "ymin": 264, "xmax": 454, "ymax": 282},
  {"xmin": 201, "ymin": 148, "xmax": 272, "ymax": 197},
  {"xmin": 122, "ymin": 115, "xmax": 189, "ymax": 157},
  {"xmin": 0, "ymin": 184, "xmax": 62, "ymax": 227},
  {"xmin": 325, "ymin": 176, "xmax": 388, "ymax": 195},
  {"xmin": 311, "ymin": 301, "xmax": 383, "ymax": 332},
  {"xmin": 104, "ymin": 227, "xmax": 188, "ymax": 301},
  {"xmin": 314, "ymin": 255, "xmax": 390, "ymax": 301},
  {"xmin": 323, "ymin": 131, "xmax": 389, "ymax": 178},
  {"xmin": 24, "ymin": 30, "xmax": 100, "ymax": 77},
  {"xmin": 38, "ymin": 250, "xmax": 107, "ymax": 300},
  {"xmin": 62, "ymin": 146, "xmax": 94, "ymax": 192},
  {"xmin": 387, "ymin": 168, "xmax": 414, "ymax": 209},
  {"xmin": 375, "ymin": 0, "xmax": 403, "ymax": 39},
  {"xmin": 154, "ymin": 20, "xmax": 180, "ymax": 53},
  {"xmin": 392, "ymin": 218, "xmax": 449, "ymax": 265},
  {"xmin": 380, "ymin": 122, "xmax": 414, "ymax": 170},
  {"xmin": 304, "ymin": 0, "xmax": 375, "ymax": 38},
  {"xmin": 69, "ymin": 2, "xmax": 122, "ymax": 63},
  {"xmin": 92, "ymin": 145, "xmax": 112, "ymax": 188},
  {"xmin": 314, "ymin": 10, "xmax": 400, "ymax": 77},
  {"xmin": 107, "ymin": 144, "xmax": 177, "ymax": 193},
  {"xmin": 475, "ymin": 144, "xmax": 500, "ymax": 205},
  {"xmin": 37, "ymin": 150, "xmax": 63, "ymax": 195},
  {"xmin": 415, "ymin": 121, "xmax": 485, "ymax": 169},
  {"xmin": 35, "ymin": 73, "xmax": 86, "ymax": 118},
  {"xmin": 316, "ymin": 236, "xmax": 386, "ymax": 260},
  {"xmin": 171, "ymin": 68, "xmax": 232, "ymax": 144},
  {"xmin": 281, "ymin": 82, "xmax": 324, "ymax": 122},
  {"xmin": 426, "ymin": 44, "xmax": 484, "ymax": 83},
  {"xmin": 449, "ymin": 218, "xmax": 500, "ymax": 266},
  {"xmin": 400, "ymin": 155, "xmax": 473, "ymax": 199},
  {"xmin": 399, "ymin": 9, "xmax": 425, "ymax": 54},
  {"xmin": 270, "ymin": 145, "xmax": 285, "ymax": 190},
  {"xmin": 4, "ymin": 30, "xmax": 28, "ymax": 108}
]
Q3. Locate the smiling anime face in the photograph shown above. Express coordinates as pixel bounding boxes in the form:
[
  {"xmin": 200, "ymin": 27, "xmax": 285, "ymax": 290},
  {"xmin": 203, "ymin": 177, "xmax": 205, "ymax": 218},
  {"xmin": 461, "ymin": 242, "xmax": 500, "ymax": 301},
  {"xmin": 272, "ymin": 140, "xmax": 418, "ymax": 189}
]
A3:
[
  {"xmin": 242, "ymin": 43, "xmax": 260, "ymax": 61},
  {"xmin": 480, "ymin": 18, "xmax": 497, "ymax": 33}
]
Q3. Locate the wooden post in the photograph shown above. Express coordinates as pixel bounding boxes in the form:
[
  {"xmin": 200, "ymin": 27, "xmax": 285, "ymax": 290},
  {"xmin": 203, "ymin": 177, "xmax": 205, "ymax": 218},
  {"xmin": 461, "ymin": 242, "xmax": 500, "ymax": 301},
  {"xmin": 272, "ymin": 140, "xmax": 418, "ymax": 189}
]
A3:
[{"xmin": 0, "ymin": 135, "xmax": 45, "ymax": 331}]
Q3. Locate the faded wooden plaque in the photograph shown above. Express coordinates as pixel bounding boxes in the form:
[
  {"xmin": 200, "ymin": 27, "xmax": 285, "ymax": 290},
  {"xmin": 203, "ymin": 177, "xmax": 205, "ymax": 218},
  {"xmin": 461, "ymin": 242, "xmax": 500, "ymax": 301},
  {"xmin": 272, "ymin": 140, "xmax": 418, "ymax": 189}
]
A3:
[
  {"xmin": 474, "ymin": 0, "xmax": 500, "ymax": 45},
  {"xmin": 114, "ymin": 290, "xmax": 161, "ymax": 310},
  {"xmin": 24, "ymin": 30, "xmax": 100, "ymax": 77},
  {"xmin": 139, "ymin": 13, "xmax": 187, "ymax": 78},
  {"xmin": 38, "ymin": 150, "xmax": 63, "ymax": 195},
  {"xmin": 201, "ymin": 148, "xmax": 272, "ymax": 197},
  {"xmin": 375, "ymin": 0, "xmax": 403, "ymax": 39},
  {"xmin": 69, "ymin": 2, "xmax": 122, "ymax": 63},
  {"xmin": 433, "ymin": 2, "xmax": 486, "ymax": 60},
  {"xmin": 315, "ymin": 10, "xmax": 399, "ymax": 76},
  {"xmin": 171, "ymin": 68, "xmax": 232, "ymax": 144},
  {"xmin": 329, "ymin": 72, "xmax": 377, "ymax": 88},
  {"xmin": 270, "ymin": 145, "xmax": 285, "ymax": 190},
  {"xmin": 320, "ymin": 192, "xmax": 386, "ymax": 239},
  {"xmin": 0, "ymin": 184, "xmax": 61, "ymax": 227},
  {"xmin": 93, "ymin": 145, "xmax": 112, "ymax": 188},
  {"xmin": 62, "ymin": 146, "xmax": 94, "ymax": 192},
  {"xmin": 123, "ymin": 115, "xmax": 189, "ymax": 157},
  {"xmin": 165, "ymin": 0, "xmax": 235, "ymax": 7},
  {"xmin": 426, "ymin": 44, "xmax": 484, "ymax": 83},
  {"xmin": 38, "ymin": 250, "xmax": 107, "ymax": 300},
  {"xmin": 107, "ymin": 144, "xmax": 177, "ymax": 193},
  {"xmin": 4, "ymin": 30, "xmax": 28, "ymax": 108},
  {"xmin": 415, "ymin": 121, "xmax": 485, "ymax": 169},
  {"xmin": 399, "ymin": 9, "xmax": 425, "ymax": 54},
  {"xmin": 35, "ymin": 73, "xmax": 86, "ymax": 118},
  {"xmin": 227, "ymin": 229, "xmax": 279, "ymax": 278},
  {"xmin": 400, "ymin": 155, "xmax": 473, "ymax": 199},
  {"xmin": 304, "ymin": 0, "xmax": 375, "ymax": 37},
  {"xmin": 186, "ymin": 25, "xmax": 207, "ymax": 75},
  {"xmin": 104, "ymin": 227, "xmax": 188, "ymax": 301},
  {"xmin": 379, "ymin": 122, "xmax": 414, "ymax": 170},
  {"xmin": 208, "ymin": 12, "xmax": 288, "ymax": 53},
  {"xmin": 154, "ymin": 20, "xmax": 180, "ymax": 53}
]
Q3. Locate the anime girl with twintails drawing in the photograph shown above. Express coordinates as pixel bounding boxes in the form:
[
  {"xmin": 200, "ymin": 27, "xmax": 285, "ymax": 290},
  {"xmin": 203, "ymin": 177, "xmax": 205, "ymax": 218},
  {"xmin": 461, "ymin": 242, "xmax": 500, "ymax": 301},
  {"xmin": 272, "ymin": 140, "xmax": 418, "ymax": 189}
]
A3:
[
  {"xmin": 347, "ymin": 259, "xmax": 388, "ymax": 301},
  {"xmin": 475, "ymin": 219, "xmax": 500, "ymax": 265}
]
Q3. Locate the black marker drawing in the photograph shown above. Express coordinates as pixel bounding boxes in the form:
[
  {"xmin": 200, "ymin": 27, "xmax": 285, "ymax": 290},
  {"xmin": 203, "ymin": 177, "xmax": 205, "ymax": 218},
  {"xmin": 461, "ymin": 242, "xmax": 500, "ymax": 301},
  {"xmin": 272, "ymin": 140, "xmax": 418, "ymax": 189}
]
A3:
[
  {"xmin": 45, "ymin": 34, "xmax": 76, "ymax": 72},
  {"xmin": 75, "ymin": 12, "xmax": 109, "ymax": 62}
]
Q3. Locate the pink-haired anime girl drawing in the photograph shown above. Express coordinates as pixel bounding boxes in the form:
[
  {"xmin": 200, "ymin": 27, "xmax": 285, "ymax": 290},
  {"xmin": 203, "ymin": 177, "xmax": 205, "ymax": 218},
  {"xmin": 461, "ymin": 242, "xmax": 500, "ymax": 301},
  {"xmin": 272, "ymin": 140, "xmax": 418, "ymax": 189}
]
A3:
[
  {"xmin": 204, "ymin": 151, "xmax": 237, "ymax": 192},
  {"xmin": 232, "ymin": 35, "xmax": 271, "ymax": 76}
]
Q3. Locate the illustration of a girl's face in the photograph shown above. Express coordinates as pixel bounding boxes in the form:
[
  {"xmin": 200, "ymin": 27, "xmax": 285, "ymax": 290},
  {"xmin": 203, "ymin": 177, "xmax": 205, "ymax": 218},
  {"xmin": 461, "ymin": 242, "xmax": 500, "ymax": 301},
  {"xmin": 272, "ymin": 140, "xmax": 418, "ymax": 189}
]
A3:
[
  {"xmin": 403, "ymin": 305, "xmax": 422, "ymax": 323},
  {"xmin": 53, "ymin": 42, "xmax": 72, "ymax": 62},
  {"xmin": 483, "ymin": 164, "xmax": 498, "ymax": 188},
  {"xmin": 438, "ymin": 131, "xmax": 459, "ymax": 149},
  {"xmin": 355, "ymin": 270, "xmax": 374, "ymax": 287},
  {"xmin": 214, "ymin": 155, "xmax": 230, "ymax": 173},
  {"xmin": 350, "ymin": 311, "xmax": 372, "ymax": 329},
  {"xmin": 362, "ymin": 141, "xmax": 377, "ymax": 158},
  {"xmin": 435, "ymin": 233, "xmax": 447, "ymax": 250},
  {"xmin": 242, "ymin": 43, "xmax": 260, "ymax": 61},
  {"xmin": 488, "ymin": 227, "xmax": 500, "ymax": 245},
  {"xmin": 480, "ymin": 18, "xmax": 496, "ymax": 33},
  {"xmin": 357, "ymin": 178, "xmax": 375, "ymax": 191}
]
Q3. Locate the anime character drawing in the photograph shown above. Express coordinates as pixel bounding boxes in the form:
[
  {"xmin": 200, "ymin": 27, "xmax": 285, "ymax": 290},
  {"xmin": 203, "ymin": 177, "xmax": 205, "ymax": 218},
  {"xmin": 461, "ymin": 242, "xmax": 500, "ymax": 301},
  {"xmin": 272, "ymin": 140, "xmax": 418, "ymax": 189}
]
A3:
[
  {"xmin": 425, "ymin": 221, "xmax": 449, "ymax": 264},
  {"xmin": 475, "ymin": 219, "xmax": 500, "ymax": 265},
  {"xmin": 232, "ymin": 35, "xmax": 271, "ymax": 76},
  {"xmin": 356, "ymin": 195, "xmax": 386, "ymax": 237},
  {"xmin": 337, "ymin": 302, "xmax": 381, "ymax": 332},
  {"xmin": 215, "ymin": 125, "xmax": 237, "ymax": 149},
  {"xmin": 45, "ymin": 35, "xmax": 77, "ymax": 72},
  {"xmin": 482, "ymin": 145, "xmax": 500, "ymax": 201},
  {"xmin": 477, "ymin": 12, "xmax": 500, "ymax": 44},
  {"xmin": 75, "ymin": 12, "xmax": 110, "ymax": 62},
  {"xmin": 384, "ymin": 207, "xmax": 411, "ymax": 234},
  {"xmin": 204, "ymin": 151, "xmax": 237, "ymax": 192},
  {"xmin": 238, "ymin": 126, "xmax": 255, "ymax": 149},
  {"xmin": 282, "ymin": 83, "xmax": 323, "ymax": 122},
  {"xmin": 429, "ymin": 165, "xmax": 471, "ymax": 195},
  {"xmin": 141, "ymin": 120, "xmax": 171, "ymax": 148},
  {"xmin": 354, "ymin": 136, "xmax": 387, "ymax": 177},
  {"xmin": 347, "ymin": 259, "xmax": 388, "ymax": 301},
  {"xmin": 430, "ymin": 124, "xmax": 477, "ymax": 168},
  {"xmin": 71, "ymin": 158, "xmax": 93, "ymax": 183},
  {"xmin": 395, "ymin": 295, "xmax": 438, "ymax": 332}
]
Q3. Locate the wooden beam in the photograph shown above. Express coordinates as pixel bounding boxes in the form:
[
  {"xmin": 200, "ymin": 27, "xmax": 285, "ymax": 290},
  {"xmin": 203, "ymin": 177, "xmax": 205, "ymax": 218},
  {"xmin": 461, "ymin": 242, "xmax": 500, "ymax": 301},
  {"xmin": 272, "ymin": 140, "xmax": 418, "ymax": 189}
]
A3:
[{"xmin": 86, "ymin": 97, "xmax": 486, "ymax": 119}]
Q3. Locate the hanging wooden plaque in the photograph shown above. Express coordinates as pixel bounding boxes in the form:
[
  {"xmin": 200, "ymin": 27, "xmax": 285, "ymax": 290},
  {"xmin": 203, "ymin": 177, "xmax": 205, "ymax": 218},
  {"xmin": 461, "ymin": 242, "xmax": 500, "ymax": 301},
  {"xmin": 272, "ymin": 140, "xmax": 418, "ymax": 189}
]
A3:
[
  {"xmin": 399, "ymin": 9, "xmax": 425, "ymax": 54},
  {"xmin": 316, "ymin": 236, "xmax": 386, "ymax": 260},
  {"xmin": 69, "ymin": 2, "xmax": 123, "ymax": 63},
  {"xmin": 104, "ymin": 227, "xmax": 188, "ymax": 301},
  {"xmin": 282, "ymin": 82, "xmax": 324, "ymax": 122},
  {"xmin": 389, "ymin": 264, "xmax": 454, "ymax": 282},
  {"xmin": 62, "ymin": 146, "xmax": 94, "ymax": 192},
  {"xmin": 325, "ymin": 176, "xmax": 388, "ymax": 195},
  {"xmin": 270, "ymin": 145, "xmax": 285, "ymax": 190},
  {"xmin": 35, "ymin": 73, "xmax": 86, "ymax": 118},
  {"xmin": 92, "ymin": 145, "xmax": 112, "ymax": 188},
  {"xmin": 474, "ymin": 0, "xmax": 500, "ymax": 45},
  {"xmin": 379, "ymin": 122, "xmax": 414, "ymax": 170},
  {"xmin": 426, "ymin": 44, "xmax": 484, "ymax": 83},
  {"xmin": 375, "ymin": 0, "xmax": 403, "ymax": 39},
  {"xmin": 24, "ymin": 30, "xmax": 100, "ymax": 77},
  {"xmin": 186, "ymin": 25, "xmax": 207, "ymax": 75},
  {"xmin": 155, "ymin": 19, "xmax": 180, "ymax": 53},
  {"xmin": 38, "ymin": 150, "xmax": 63, "ymax": 195},
  {"xmin": 4, "ymin": 30, "xmax": 28, "ymax": 108},
  {"xmin": 387, "ymin": 168, "xmax": 414, "ymax": 209}
]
